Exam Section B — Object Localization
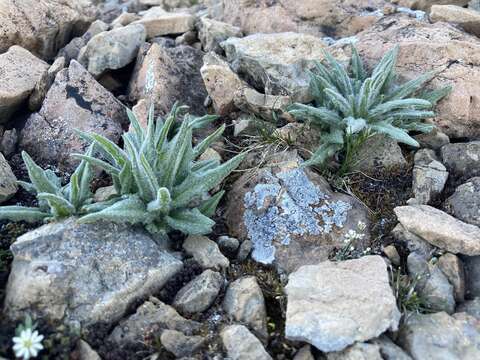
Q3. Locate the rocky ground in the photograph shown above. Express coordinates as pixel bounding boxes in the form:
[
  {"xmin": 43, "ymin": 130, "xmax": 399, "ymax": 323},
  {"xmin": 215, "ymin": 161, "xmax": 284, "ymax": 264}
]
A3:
[{"xmin": 1, "ymin": 0, "xmax": 480, "ymax": 359}]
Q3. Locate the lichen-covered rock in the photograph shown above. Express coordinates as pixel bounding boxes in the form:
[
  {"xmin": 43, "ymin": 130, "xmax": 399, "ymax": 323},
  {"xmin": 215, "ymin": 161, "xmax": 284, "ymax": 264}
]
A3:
[
  {"xmin": 129, "ymin": 42, "xmax": 208, "ymax": 115},
  {"xmin": 411, "ymin": 149, "xmax": 448, "ymax": 205},
  {"xmin": 173, "ymin": 270, "xmax": 223, "ymax": 315},
  {"xmin": 225, "ymin": 151, "xmax": 369, "ymax": 274},
  {"xmin": 221, "ymin": 325, "xmax": 272, "ymax": 360},
  {"xmin": 109, "ymin": 298, "xmax": 201, "ymax": 345},
  {"xmin": 285, "ymin": 256, "xmax": 400, "ymax": 352},
  {"xmin": 441, "ymin": 142, "xmax": 480, "ymax": 181},
  {"xmin": 338, "ymin": 16, "xmax": 480, "ymax": 139},
  {"xmin": 20, "ymin": 60, "xmax": 127, "ymax": 173},
  {"xmin": 4, "ymin": 219, "xmax": 183, "ymax": 327},
  {"xmin": 182, "ymin": 235, "xmax": 229, "ymax": 270},
  {"xmin": 0, "ymin": 152, "xmax": 17, "ymax": 204},
  {"xmin": 78, "ymin": 23, "xmax": 146, "ymax": 77},
  {"xmin": 160, "ymin": 330, "xmax": 205, "ymax": 358},
  {"xmin": 445, "ymin": 177, "xmax": 480, "ymax": 227},
  {"xmin": 223, "ymin": 276, "xmax": 267, "ymax": 339},
  {"xmin": 398, "ymin": 312, "xmax": 480, "ymax": 360},
  {"xmin": 133, "ymin": 7, "xmax": 195, "ymax": 39},
  {"xmin": 0, "ymin": 46, "xmax": 48, "ymax": 123},
  {"xmin": 222, "ymin": 32, "xmax": 328, "ymax": 102},
  {"xmin": 0, "ymin": 0, "xmax": 96, "ymax": 60},
  {"xmin": 394, "ymin": 205, "xmax": 480, "ymax": 256}
]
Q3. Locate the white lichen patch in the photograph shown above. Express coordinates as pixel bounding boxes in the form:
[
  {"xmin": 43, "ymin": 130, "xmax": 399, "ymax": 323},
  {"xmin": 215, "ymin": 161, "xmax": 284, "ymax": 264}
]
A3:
[{"xmin": 243, "ymin": 168, "xmax": 352, "ymax": 264}]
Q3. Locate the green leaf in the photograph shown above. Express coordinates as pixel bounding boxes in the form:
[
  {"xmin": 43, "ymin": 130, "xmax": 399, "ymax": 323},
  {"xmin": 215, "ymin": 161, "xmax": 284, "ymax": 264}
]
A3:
[
  {"xmin": 370, "ymin": 121, "xmax": 420, "ymax": 147},
  {"xmin": 37, "ymin": 193, "xmax": 76, "ymax": 218},
  {"xmin": 79, "ymin": 195, "xmax": 147, "ymax": 225},
  {"xmin": 198, "ymin": 190, "xmax": 225, "ymax": 217},
  {"xmin": 72, "ymin": 154, "xmax": 120, "ymax": 176},
  {"xmin": 147, "ymin": 187, "xmax": 171, "ymax": 214},
  {"xmin": 166, "ymin": 208, "xmax": 215, "ymax": 235},
  {"xmin": 21, "ymin": 152, "xmax": 58, "ymax": 194},
  {"xmin": 0, "ymin": 206, "xmax": 49, "ymax": 223},
  {"xmin": 193, "ymin": 124, "xmax": 225, "ymax": 158}
]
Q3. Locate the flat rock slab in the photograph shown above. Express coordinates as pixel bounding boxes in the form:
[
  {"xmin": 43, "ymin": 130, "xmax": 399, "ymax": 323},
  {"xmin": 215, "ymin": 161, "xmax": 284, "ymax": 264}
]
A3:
[
  {"xmin": 4, "ymin": 218, "xmax": 183, "ymax": 328},
  {"xmin": 285, "ymin": 256, "xmax": 400, "ymax": 352},
  {"xmin": 394, "ymin": 205, "xmax": 480, "ymax": 256},
  {"xmin": 134, "ymin": 7, "xmax": 195, "ymax": 39}
]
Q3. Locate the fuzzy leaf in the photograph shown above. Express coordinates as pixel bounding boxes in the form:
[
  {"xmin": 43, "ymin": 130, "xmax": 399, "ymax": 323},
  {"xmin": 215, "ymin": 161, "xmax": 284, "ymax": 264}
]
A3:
[
  {"xmin": 198, "ymin": 190, "xmax": 225, "ymax": 217},
  {"xmin": 0, "ymin": 206, "xmax": 49, "ymax": 223},
  {"xmin": 21, "ymin": 152, "xmax": 58, "ymax": 194},
  {"xmin": 166, "ymin": 208, "xmax": 215, "ymax": 235},
  {"xmin": 79, "ymin": 196, "xmax": 147, "ymax": 225}
]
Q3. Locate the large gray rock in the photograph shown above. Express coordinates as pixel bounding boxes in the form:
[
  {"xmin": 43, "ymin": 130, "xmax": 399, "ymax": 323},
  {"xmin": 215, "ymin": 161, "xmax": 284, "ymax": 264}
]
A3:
[
  {"xmin": 0, "ymin": 46, "xmax": 48, "ymax": 123},
  {"xmin": 225, "ymin": 151, "xmax": 369, "ymax": 274},
  {"xmin": 0, "ymin": 0, "xmax": 95, "ymax": 60},
  {"xmin": 4, "ymin": 218, "xmax": 183, "ymax": 327},
  {"xmin": 222, "ymin": 32, "xmax": 328, "ymax": 102},
  {"xmin": 411, "ymin": 149, "xmax": 448, "ymax": 205},
  {"xmin": 285, "ymin": 256, "xmax": 400, "ymax": 352},
  {"xmin": 221, "ymin": 324, "xmax": 272, "ymax": 360},
  {"xmin": 0, "ymin": 152, "xmax": 18, "ymax": 204},
  {"xmin": 445, "ymin": 177, "xmax": 480, "ymax": 226},
  {"xmin": 173, "ymin": 269, "xmax": 223, "ymax": 315},
  {"xmin": 79, "ymin": 24, "xmax": 146, "ymax": 77},
  {"xmin": 223, "ymin": 276, "xmax": 267, "ymax": 339},
  {"xmin": 398, "ymin": 312, "xmax": 480, "ymax": 360},
  {"xmin": 20, "ymin": 60, "xmax": 127, "ymax": 173},
  {"xmin": 441, "ymin": 142, "xmax": 480, "ymax": 180},
  {"xmin": 394, "ymin": 205, "xmax": 480, "ymax": 256},
  {"xmin": 109, "ymin": 298, "xmax": 201, "ymax": 345}
]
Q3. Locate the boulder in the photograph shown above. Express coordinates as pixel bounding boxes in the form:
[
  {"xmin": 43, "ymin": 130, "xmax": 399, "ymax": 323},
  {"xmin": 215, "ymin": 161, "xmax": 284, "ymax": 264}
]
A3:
[
  {"xmin": 182, "ymin": 235, "xmax": 229, "ymax": 270},
  {"xmin": 160, "ymin": 330, "xmax": 205, "ymax": 358},
  {"xmin": 133, "ymin": 7, "xmax": 195, "ymax": 39},
  {"xmin": 173, "ymin": 269, "xmax": 223, "ymax": 315},
  {"xmin": 225, "ymin": 151, "xmax": 369, "ymax": 274},
  {"xmin": 4, "ymin": 218, "xmax": 183, "ymax": 327},
  {"xmin": 109, "ymin": 298, "xmax": 200, "ymax": 345},
  {"xmin": 129, "ymin": 42, "xmax": 208, "ymax": 115},
  {"xmin": 198, "ymin": 17, "xmax": 242, "ymax": 53},
  {"xmin": 0, "ymin": 0, "xmax": 95, "ymax": 60},
  {"xmin": 394, "ymin": 205, "xmax": 480, "ymax": 256},
  {"xmin": 222, "ymin": 32, "xmax": 327, "ymax": 102},
  {"xmin": 411, "ymin": 149, "xmax": 448, "ymax": 205},
  {"xmin": 398, "ymin": 312, "xmax": 480, "ymax": 359},
  {"xmin": 0, "ymin": 46, "xmax": 48, "ymax": 123},
  {"xmin": 223, "ymin": 276, "xmax": 268, "ymax": 339},
  {"xmin": 285, "ymin": 256, "xmax": 400, "ymax": 352},
  {"xmin": 221, "ymin": 325, "xmax": 272, "ymax": 360},
  {"xmin": 78, "ymin": 24, "xmax": 147, "ymax": 77},
  {"xmin": 430, "ymin": 5, "xmax": 480, "ymax": 37},
  {"xmin": 441, "ymin": 142, "xmax": 480, "ymax": 180},
  {"xmin": 445, "ymin": 177, "xmax": 480, "ymax": 226},
  {"xmin": 338, "ymin": 15, "xmax": 480, "ymax": 139},
  {"xmin": 0, "ymin": 152, "xmax": 17, "ymax": 204},
  {"xmin": 20, "ymin": 61, "xmax": 127, "ymax": 173}
]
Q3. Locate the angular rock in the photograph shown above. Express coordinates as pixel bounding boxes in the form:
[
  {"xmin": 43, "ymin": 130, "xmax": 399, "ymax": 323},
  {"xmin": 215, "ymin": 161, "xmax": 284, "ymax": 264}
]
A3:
[
  {"xmin": 20, "ymin": 60, "xmax": 126, "ymax": 172},
  {"xmin": 383, "ymin": 245, "xmax": 401, "ymax": 266},
  {"xmin": 79, "ymin": 24, "xmax": 146, "ymax": 77},
  {"xmin": 326, "ymin": 342, "xmax": 383, "ymax": 360},
  {"xmin": 293, "ymin": 345, "xmax": 314, "ymax": 360},
  {"xmin": 28, "ymin": 56, "xmax": 66, "ymax": 111},
  {"xmin": 75, "ymin": 340, "xmax": 101, "ymax": 360},
  {"xmin": 445, "ymin": 177, "xmax": 480, "ymax": 226},
  {"xmin": 407, "ymin": 252, "xmax": 455, "ymax": 313},
  {"xmin": 183, "ymin": 235, "xmax": 229, "ymax": 270},
  {"xmin": 223, "ymin": 276, "xmax": 267, "ymax": 339},
  {"xmin": 134, "ymin": 7, "xmax": 195, "ymax": 39},
  {"xmin": 173, "ymin": 269, "xmax": 223, "ymax": 315},
  {"xmin": 4, "ymin": 218, "xmax": 183, "ymax": 327},
  {"xmin": 411, "ymin": 149, "xmax": 448, "ymax": 204},
  {"xmin": 226, "ymin": 151, "xmax": 369, "ymax": 274},
  {"xmin": 0, "ymin": 129, "xmax": 18, "ymax": 158},
  {"xmin": 0, "ymin": 0, "xmax": 95, "ymax": 60},
  {"xmin": 391, "ymin": 223, "xmax": 434, "ymax": 259},
  {"xmin": 109, "ymin": 298, "xmax": 200, "ymax": 345},
  {"xmin": 222, "ymin": 32, "xmax": 327, "ymax": 102},
  {"xmin": 457, "ymin": 297, "xmax": 480, "ymax": 320},
  {"xmin": 372, "ymin": 335, "xmax": 413, "ymax": 360},
  {"xmin": 160, "ymin": 330, "xmax": 204, "ymax": 358},
  {"xmin": 430, "ymin": 5, "xmax": 480, "ymax": 37},
  {"xmin": 233, "ymin": 87, "xmax": 292, "ymax": 121},
  {"xmin": 394, "ymin": 205, "xmax": 480, "ymax": 256},
  {"xmin": 0, "ymin": 46, "xmax": 48, "ymax": 123},
  {"xmin": 217, "ymin": 236, "xmax": 239, "ymax": 258},
  {"xmin": 352, "ymin": 134, "xmax": 407, "ymax": 174},
  {"xmin": 0, "ymin": 152, "xmax": 17, "ymax": 204},
  {"xmin": 437, "ymin": 253, "xmax": 466, "ymax": 302},
  {"xmin": 285, "ymin": 256, "xmax": 400, "ymax": 352},
  {"xmin": 237, "ymin": 239, "xmax": 252, "ymax": 262},
  {"xmin": 398, "ymin": 312, "xmax": 480, "ymax": 359},
  {"xmin": 397, "ymin": 0, "xmax": 469, "ymax": 11},
  {"xmin": 111, "ymin": 12, "xmax": 140, "ymax": 29},
  {"xmin": 441, "ymin": 142, "xmax": 480, "ymax": 180},
  {"xmin": 198, "ymin": 17, "xmax": 242, "ymax": 53},
  {"xmin": 414, "ymin": 128, "xmax": 450, "ymax": 150},
  {"xmin": 464, "ymin": 256, "xmax": 480, "ymax": 298},
  {"xmin": 221, "ymin": 325, "xmax": 272, "ymax": 360},
  {"xmin": 129, "ymin": 42, "xmax": 207, "ymax": 115},
  {"xmin": 339, "ymin": 16, "xmax": 480, "ymax": 139}
]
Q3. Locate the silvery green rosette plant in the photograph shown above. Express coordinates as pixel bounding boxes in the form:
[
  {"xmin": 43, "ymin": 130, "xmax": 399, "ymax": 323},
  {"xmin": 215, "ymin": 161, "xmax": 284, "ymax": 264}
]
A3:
[
  {"xmin": 288, "ymin": 45, "xmax": 451, "ymax": 172},
  {"xmin": 75, "ymin": 104, "xmax": 245, "ymax": 236}
]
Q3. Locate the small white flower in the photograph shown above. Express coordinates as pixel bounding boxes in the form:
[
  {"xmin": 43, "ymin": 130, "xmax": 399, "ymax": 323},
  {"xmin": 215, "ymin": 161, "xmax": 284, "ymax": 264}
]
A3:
[
  {"xmin": 12, "ymin": 328, "xmax": 44, "ymax": 359},
  {"xmin": 350, "ymin": 246, "xmax": 355, "ymax": 251},
  {"xmin": 357, "ymin": 221, "xmax": 366, "ymax": 231}
]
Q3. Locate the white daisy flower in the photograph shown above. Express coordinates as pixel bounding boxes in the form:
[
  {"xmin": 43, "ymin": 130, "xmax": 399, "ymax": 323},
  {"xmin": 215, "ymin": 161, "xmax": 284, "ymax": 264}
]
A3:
[{"xmin": 12, "ymin": 328, "xmax": 44, "ymax": 359}]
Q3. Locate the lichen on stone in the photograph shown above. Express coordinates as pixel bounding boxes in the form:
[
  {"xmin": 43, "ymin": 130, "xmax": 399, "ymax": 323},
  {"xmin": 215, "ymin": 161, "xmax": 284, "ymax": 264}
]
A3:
[{"xmin": 243, "ymin": 167, "xmax": 352, "ymax": 264}]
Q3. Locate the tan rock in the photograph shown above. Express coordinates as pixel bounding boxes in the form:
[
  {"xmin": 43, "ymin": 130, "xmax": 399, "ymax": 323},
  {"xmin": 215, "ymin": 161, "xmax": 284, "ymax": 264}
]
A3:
[
  {"xmin": 0, "ymin": 152, "xmax": 17, "ymax": 204},
  {"xmin": 134, "ymin": 7, "xmax": 195, "ymax": 39},
  {"xmin": 29, "ymin": 56, "xmax": 66, "ymax": 112},
  {"xmin": 437, "ymin": 252, "xmax": 466, "ymax": 302},
  {"xmin": 197, "ymin": 17, "xmax": 243, "ymax": 53},
  {"xmin": 396, "ymin": 0, "xmax": 469, "ymax": 11},
  {"xmin": 221, "ymin": 325, "xmax": 272, "ymax": 360},
  {"xmin": 183, "ymin": 235, "xmax": 230, "ymax": 270},
  {"xmin": 0, "ymin": 46, "xmax": 48, "ymax": 123},
  {"xmin": 431, "ymin": 5, "xmax": 480, "ymax": 37}
]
